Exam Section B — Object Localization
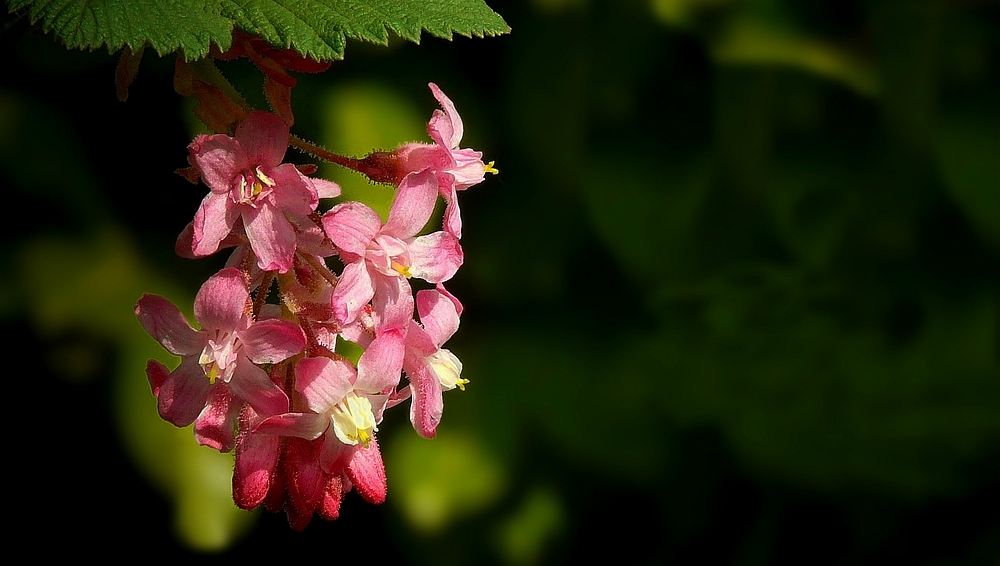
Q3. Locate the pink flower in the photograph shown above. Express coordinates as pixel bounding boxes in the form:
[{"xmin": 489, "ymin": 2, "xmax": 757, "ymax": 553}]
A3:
[
  {"xmin": 396, "ymin": 83, "xmax": 497, "ymax": 238},
  {"xmin": 135, "ymin": 267, "xmax": 306, "ymax": 450},
  {"xmin": 322, "ymin": 169, "xmax": 463, "ymax": 326},
  {"xmin": 255, "ymin": 355, "xmax": 394, "ymax": 507},
  {"xmin": 184, "ymin": 111, "xmax": 340, "ymax": 273},
  {"xmin": 404, "ymin": 287, "xmax": 465, "ymax": 438}
]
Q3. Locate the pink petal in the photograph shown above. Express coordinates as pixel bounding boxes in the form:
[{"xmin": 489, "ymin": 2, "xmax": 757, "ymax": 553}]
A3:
[
  {"xmin": 408, "ymin": 231, "xmax": 463, "ymax": 283},
  {"xmin": 235, "ymin": 111, "xmax": 289, "ymax": 168},
  {"xmin": 189, "ymin": 133, "xmax": 247, "ymax": 194},
  {"xmin": 356, "ymin": 327, "xmax": 405, "ymax": 394},
  {"xmin": 194, "ymin": 267, "xmax": 249, "ymax": 332},
  {"xmin": 194, "ymin": 384, "xmax": 237, "ymax": 452},
  {"xmin": 229, "ymin": 356, "xmax": 290, "ymax": 417},
  {"xmin": 319, "ymin": 433, "xmax": 352, "ymax": 474},
  {"xmin": 329, "ymin": 260, "xmax": 375, "ymax": 325},
  {"xmin": 294, "ymin": 356, "xmax": 355, "ymax": 414},
  {"xmin": 135, "ymin": 294, "xmax": 204, "ymax": 356},
  {"xmin": 347, "ymin": 436, "xmax": 387, "ymax": 504},
  {"xmin": 146, "ymin": 359, "xmax": 170, "ymax": 396},
  {"xmin": 416, "ymin": 289, "xmax": 460, "ymax": 346},
  {"xmin": 239, "ymin": 319, "xmax": 306, "ymax": 364},
  {"xmin": 255, "ymin": 412, "xmax": 329, "ymax": 440},
  {"xmin": 311, "ymin": 177, "xmax": 341, "ymax": 200},
  {"xmin": 270, "ymin": 163, "xmax": 318, "ymax": 215},
  {"xmin": 192, "ymin": 192, "xmax": 238, "ymax": 257},
  {"xmin": 243, "ymin": 204, "xmax": 297, "ymax": 273},
  {"xmin": 450, "ymin": 148, "xmax": 488, "ymax": 189},
  {"xmin": 408, "ymin": 361, "xmax": 444, "ymax": 438},
  {"xmin": 441, "ymin": 181, "xmax": 463, "ymax": 238},
  {"xmin": 233, "ymin": 404, "xmax": 281, "ymax": 510},
  {"xmin": 384, "ymin": 169, "xmax": 439, "ymax": 239},
  {"xmin": 322, "ymin": 202, "xmax": 382, "ymax": 256},
  {"xmin": 428, "ymin": 82, "xmax": 464, "ymax": 149},
  {"xmin": 158, "ymin": 356, "xmax": 213, "ymax": 427}
]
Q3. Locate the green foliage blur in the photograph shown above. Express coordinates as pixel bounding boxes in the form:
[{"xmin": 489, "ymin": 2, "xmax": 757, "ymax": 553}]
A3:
[{"xmin": 2, "ymin": 0, "xmax": 997, "ymax": 562}]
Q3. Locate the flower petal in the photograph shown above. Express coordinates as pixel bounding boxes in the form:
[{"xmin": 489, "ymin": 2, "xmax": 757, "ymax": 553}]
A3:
[
  {"xmin": 329, "ymin": 260, "xmax": 375, "ymax": 326},
  {"xmin": 428, "ymin": 82, "xmax": 464, "ymax": 150},
  {"xmin": 240, "ymin": 319, "xmax": 306, "ymax": 364},
  {"xmin": 255, "ymin": 412, "xmax": 329, "ymax": 440},
  {"xmin": 158, "ymin": 356, "xmax": 213, "ymax": 427},
  {"xmin": 229, "ymin": 356, "xmax": 290, "ymax": 417},
  {"xmin": 322, "ymin": 201, "xmax": 381, "ymax": 256},
  {"xmin": 408, "ymin": 360, "xmax": 444, "ymax": 438},
  {"xmin": 243, "ymin": 204, "xmax": 297, "ymax": 273},
  {"xmin": 194, "ymin": 384, "xmax": 238, "ymax": 452},
  {"xmin": 294, "ymin": 356, "xmax": 355, "ymax": 414},
  {"xmin": 408, "ymin": 231, "xmax": 463, "ymax": 283},
  {"xmin": 384, "ymin": 169, "xmax": 439, "ymax": 239},
  {"xmin": 189, "ymin": 133, "xmax": 247, "ymax": 193},
  {"xmin": 194, "ymin": 267, "xmax": 249, "ymax": 332},
  {"xmin": 135, "ymin": 294, "xmax": 203, "ymax": 356},
  {"xmin": 192, "ymin": 191, "xmax": 238, "ymax": 257},
  {"xmin": 416, "ymin": 288, "xmax": 461, "ymax": 346},
  {"xmin": 235, "ymin": 111, "xmax": 289, "ymax": 168},
  {"xmin": 356, "ymin": 327, "xmax": 406, "ymax": 394}
]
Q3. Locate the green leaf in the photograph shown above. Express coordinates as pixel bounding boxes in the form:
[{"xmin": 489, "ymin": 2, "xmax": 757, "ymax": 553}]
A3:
[
  {"xmin": 7, "ymin": 0, "xmax": 235, "ymax": 58},
  {"xmin": 8, "ymin": 0, "xmax": 509, "ymax": 61}
]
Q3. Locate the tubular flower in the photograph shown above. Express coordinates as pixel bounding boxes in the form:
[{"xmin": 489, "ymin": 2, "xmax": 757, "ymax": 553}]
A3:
[
  {"xmin": 183, "ymin": 111, "xmax": 340, "ymax": 273},
  {"xmin": 135, "ymin": 267, "xmax": 306, "ymax": 449},
  {"xmin": 322, "ymin": 169, "xmax": 463, "ymax": 326},
  {"xmin": 404, "ymin": 286, "xmax": 465, "ymax": 438}
]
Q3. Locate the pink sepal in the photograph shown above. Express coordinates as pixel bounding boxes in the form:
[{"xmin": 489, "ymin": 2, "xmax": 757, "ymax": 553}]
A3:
[
  {"xmin": 409, "ymin": 362, "xmax": 444, "ymax": 438},
  {"xmin": 229, "ymin": 356, "xmax": 290, "ymax": 416},
  {"xmin": 194, "ymin": 384, "xmax": 237, "ymax": 452},
  {"xmin": 158, "ymin": 356, "xmax": 214, "ymax": 427},
  {"xmin": 416, "ymin": 289, "xmax": 461, "ymax": 346},
  {"xmin": 135, "ymin": 294, "xmax": 203, "ymax": 356},
  {"xmin": 384, "ymin": 170, "xmax": 439, "ymax": 239},
  {"xmin": 146, "ymin": 359, "xmax": 170, "ymax": 396},
  {"xmin": 322, "ymin": 201, "xmax": 382, "ymax": 256},
  {"xmin": 408, "ymin": 231, "xmax": 463, "ymax": 283},
  {"xmin": 255, "ymin": 412, "xmax": 329, "ymax": 440},
  {"xmin": 239, "ymin": 319, "xmax": 306, "ymax": 364},
  {"xmin": 194, "ymin": 268, "xmax": 249, "ymax": 332}
]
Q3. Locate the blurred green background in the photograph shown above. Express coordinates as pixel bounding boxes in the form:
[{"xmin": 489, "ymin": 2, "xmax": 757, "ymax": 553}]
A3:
[{"xmin": 2, "ymin": 0, "xmax": 997, "ymax": 562}]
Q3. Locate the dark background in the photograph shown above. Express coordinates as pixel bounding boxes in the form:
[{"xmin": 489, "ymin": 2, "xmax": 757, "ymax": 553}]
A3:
[{"xmin": 2, "ymin": 0, "xmax": 997, "ymax": 563}]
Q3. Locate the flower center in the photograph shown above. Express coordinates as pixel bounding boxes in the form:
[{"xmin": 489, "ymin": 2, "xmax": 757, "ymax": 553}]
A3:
[
  {"xmin": 234, "ymin": 166, "xmax": 276, "ymax": 206},
  {"xmin": 330, "ymin": 392, "xmax": 377, "ymax": 448},
  {"xmin": 427, "ymin": 349, "xmax": 467, "ymax": 391},
  {"xmin": 198, "ymin": 330, "xmax": 239, "ymax": 384}
]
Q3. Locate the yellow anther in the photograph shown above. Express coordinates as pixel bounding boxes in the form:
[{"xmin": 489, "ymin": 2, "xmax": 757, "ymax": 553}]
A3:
[
  {"xmin": 392, "ymin": 261, "xmax": 412, "ymax": 278},
  {"xmin": 255, "ymin": 167, "xmax": 276, "ymax": 187},
  {"xmin": 484, "ymin": 161, "xmax": 499, "ymax": 175},
  {"xmin": 455, "ymin": 378, "xmax": 470, "ymax": 391}
]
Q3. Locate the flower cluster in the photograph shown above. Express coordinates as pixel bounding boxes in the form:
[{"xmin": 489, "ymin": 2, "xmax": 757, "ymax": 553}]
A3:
[{"xmin": 136, "ymin": 83, "xmax": 493, "ymax": 530}]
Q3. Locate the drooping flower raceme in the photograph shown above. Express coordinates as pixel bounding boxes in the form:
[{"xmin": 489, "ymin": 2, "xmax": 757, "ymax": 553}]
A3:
[{"xmin": 137, "ymin": 80, "xmax": 493, "ymax": 529}]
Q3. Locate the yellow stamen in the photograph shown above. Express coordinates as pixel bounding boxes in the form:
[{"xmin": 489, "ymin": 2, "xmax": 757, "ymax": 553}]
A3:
[
  {"xmin": 392, "ymin": 261, "xmax": 412, "ymax": 278},
  {"xmin": 455, "ymin": 378, "xmax": 470, "ymax": 391},
  {"xmin": 255, "ymin": 166, "xmax": 276, "ymax": 187},
  {"xmin": 484, "ymin": 161, "xmax": 499, "ymax": 175}
]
